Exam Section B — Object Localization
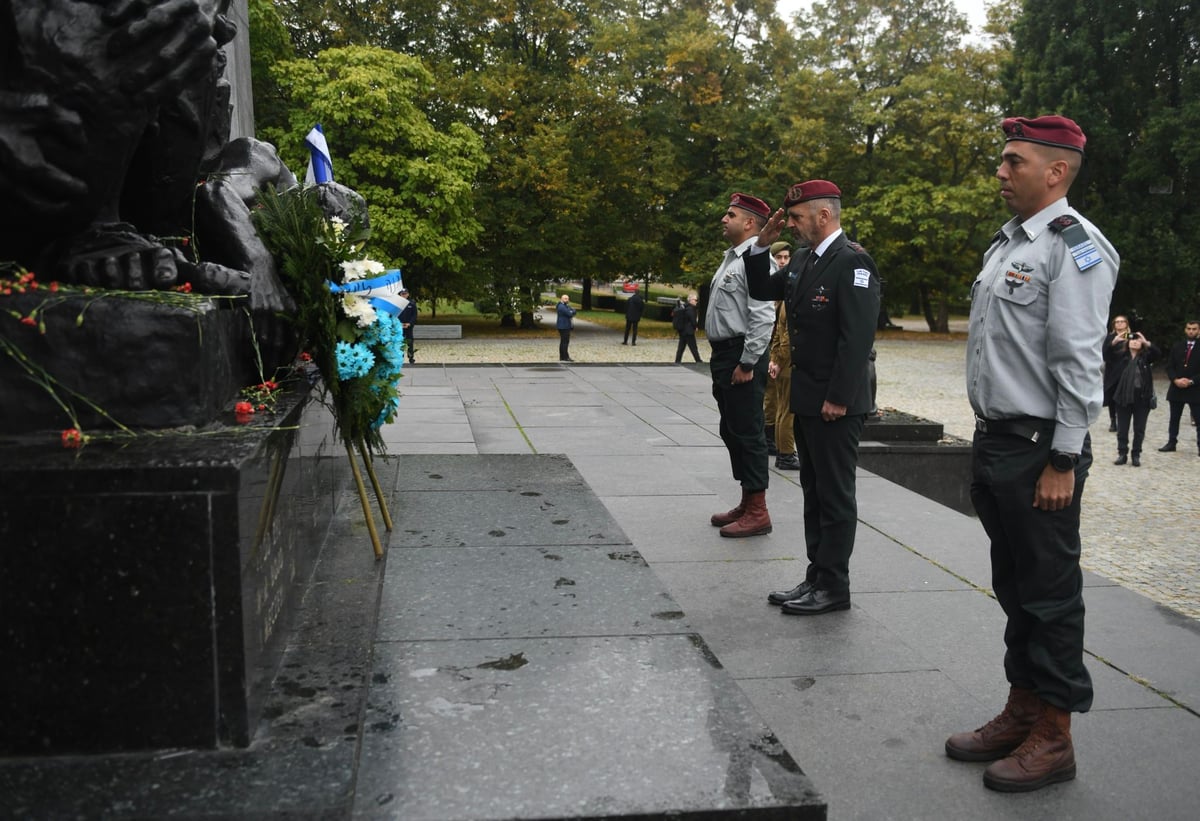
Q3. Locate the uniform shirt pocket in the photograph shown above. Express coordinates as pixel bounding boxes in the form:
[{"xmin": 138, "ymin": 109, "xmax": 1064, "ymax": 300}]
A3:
[{"xmin": 993, "ymin": 266, "xmax": 1041, "ymax": 307}]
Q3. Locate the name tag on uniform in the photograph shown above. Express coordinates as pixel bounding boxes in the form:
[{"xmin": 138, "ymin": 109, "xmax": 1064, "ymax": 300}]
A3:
[{"xmin": 853, "ymin": 268, "xmax": 871, "ymax": 288}]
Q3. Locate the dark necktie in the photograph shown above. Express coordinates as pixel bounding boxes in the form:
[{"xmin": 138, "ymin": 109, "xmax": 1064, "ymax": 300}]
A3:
[{"xmin": 797, "ymin": 252, "xmax": 818, "ymax": 289}]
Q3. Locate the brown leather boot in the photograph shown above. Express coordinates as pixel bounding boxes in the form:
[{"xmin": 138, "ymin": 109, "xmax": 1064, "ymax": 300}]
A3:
[
  {"xmin": 719, "ymin": 491, "xmax": 772, "ymax": 538},
  {"xmin": 945, "ymin": 686, "xmax": 1040, "ymax": 762},
  {"xmin": 983, "ymin": 702, "xmax": 1075, "ymax": 792},
  {"xmin": 710, "ymin": 489, "xmax": 748, "ymax": 527}
]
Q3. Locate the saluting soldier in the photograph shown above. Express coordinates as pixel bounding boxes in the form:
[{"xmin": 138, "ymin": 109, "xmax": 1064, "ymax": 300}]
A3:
[
  {"xmin": 706, "ymin": 193, "xmax": 777, "ymax": 538},
  {"xmin": 947, "ymin": 116, "xmax": 1119, "ymax": 793},
  {"xmin": 747, "ymin": 180, "xmax": 881, "ymax": 616}
]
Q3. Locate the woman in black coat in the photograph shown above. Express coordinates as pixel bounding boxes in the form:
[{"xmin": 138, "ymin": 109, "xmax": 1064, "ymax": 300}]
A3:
[
  {"xmin": 1102, "ymin": 315, "xmax": 1132, "ymax": 431},
  {"xmin": 1112, "ymin": 331, "xmax": 1160, "ymax": 466}
]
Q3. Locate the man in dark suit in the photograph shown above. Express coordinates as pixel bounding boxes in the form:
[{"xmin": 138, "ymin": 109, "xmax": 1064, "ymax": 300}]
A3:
[
  {"xmin": 398, "ymin": 289, "xmax": 417, "ymax": 364},
  {"xmin": 1159, "ymin": 320, "xmax": 1200, "ymax": 454},
  {"xmin": 622, "ymin": 289, "xmax": 645, "ymax": 345},
  {"xmin": 745, "ymin": 180, "xmax": 880, "ymax": 615}
]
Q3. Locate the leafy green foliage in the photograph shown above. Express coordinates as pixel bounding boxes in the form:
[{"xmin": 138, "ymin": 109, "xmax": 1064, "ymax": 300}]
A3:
[
  {"xmin": 250, "ymin": 185, "xmax": 394, "ymax": 450},
  {"xmin": 259, "ymin": 46, "xmax": 487, "ymax": 305},
  {"xmin": 1007, "ymin": 0, "xmax": 1200, "ymax": 336}
]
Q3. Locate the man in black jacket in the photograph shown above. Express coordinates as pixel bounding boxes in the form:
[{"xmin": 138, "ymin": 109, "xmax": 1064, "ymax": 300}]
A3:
[
  {"xmin": 745, "ymin": 180, "xmax": 880, "ymax": 615},
  {"xmin": 1159, "ymin": 320, "xmax": 1200, "ymax": 454},
  {"xmin": 398, "ymin": 289, "xmax": 417, "ymax": 364},
  {"xmin": 622, "ymin": 289, "xmax": 645, "ymax": 345}
]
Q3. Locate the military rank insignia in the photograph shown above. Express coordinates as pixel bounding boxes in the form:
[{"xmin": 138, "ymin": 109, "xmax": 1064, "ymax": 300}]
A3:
[
  {"xmin": 1048, "ymin": 215, "xmax": 1102, "ymax": 271},
  {"xmin": 1004, "ymin": 262, "xmax": 1033, "ymax": 294},
  {"xmin": 810, "ymin": 285, "xmax": 830, "ymax": 311}
]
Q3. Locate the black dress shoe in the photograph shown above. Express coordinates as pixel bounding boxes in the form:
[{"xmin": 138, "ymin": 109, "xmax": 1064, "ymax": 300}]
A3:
[
  {"xmin": 767, "ymin": 581, "xmax": 814, "ymax": 606},
  {"xmin": 1131, "ymin": 454, "xmax": 1141, "ymax": 466},
  {"xmin": 774, "ymin": 453, "xmax": 801, "ymax": 470},
  {"xmin": 780, "ymin": 588, "xmax": 851, "ymax": 616},
  {"xmin": 1159, "ymin": 442, "xmax": 1176, "ymax": 452},
  {"xmin": 1113, "ymin": 454, "xmax": 1127, "ymax": 465}
]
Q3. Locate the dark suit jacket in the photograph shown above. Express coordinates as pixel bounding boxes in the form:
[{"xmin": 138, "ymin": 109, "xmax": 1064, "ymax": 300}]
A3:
[
  {"xmin": 746, "ymin": 233, "xmax": 880, "ymax": 416},
  {"xmin": 1165, "ymin": 338, "xmax": 1200, "ymax": 402},
  {"xmin": 624, "ymin": 292, "xmax": 645, "ymax": 321}
]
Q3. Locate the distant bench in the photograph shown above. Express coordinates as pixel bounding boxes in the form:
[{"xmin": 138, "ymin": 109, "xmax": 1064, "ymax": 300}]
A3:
[{"xmin": 413, "ymin": 325, "xmax": 462, "ymax": 340}]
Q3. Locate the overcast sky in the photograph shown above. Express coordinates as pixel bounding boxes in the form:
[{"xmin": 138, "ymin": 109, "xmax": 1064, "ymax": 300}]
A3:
[{"xmin": 774, "ymin": 0, "xmax": 992, "ymax": 35}]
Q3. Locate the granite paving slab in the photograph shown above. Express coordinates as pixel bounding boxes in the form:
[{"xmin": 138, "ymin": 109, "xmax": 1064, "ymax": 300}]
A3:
[
  {"xmin": 390, "ymin": 487, "xmax": 627, "ymax": 548},
  {"xmin": 394, "ymin": 453, "xmax": 587, "ymax": 492},
  {"xmin": 355, "ymin": 635, "xmax": 823, "ymax": 821},
  {"xmin": 377, "ymin": 545, "xmax": 692, "ymax": 641}
]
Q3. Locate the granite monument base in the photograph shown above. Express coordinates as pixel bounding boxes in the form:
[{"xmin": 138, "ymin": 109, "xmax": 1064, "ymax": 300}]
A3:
[
  {"xmin": 0, "ymin": 291, "xmax": 285, "ymax": 433},
  {"xmin": 859, "ymin": 410, "xmax": 973, "ymax": 515},
  {"xmin": 0, "ymin": 383, "xmax": 346, "ymax": 755}
]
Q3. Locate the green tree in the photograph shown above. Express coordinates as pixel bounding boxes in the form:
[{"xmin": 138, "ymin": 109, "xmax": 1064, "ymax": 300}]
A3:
[
  {"xmin": 1006, "ymin": 0, "xmax": 1200, "ymax": 337},
  {"xmin": 262, "ymin": 46, "xmax": 488, "ymax": 308},
  {"xmin": 247, "ymin": 0, "xmax": 296, "ymax": 135},
  {"xmin": 783, "ymin": 0, "xmax": 1004, "ymax": 329}
]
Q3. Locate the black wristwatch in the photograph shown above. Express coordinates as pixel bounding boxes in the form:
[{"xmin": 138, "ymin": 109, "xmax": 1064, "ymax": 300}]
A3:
[
  {"xmin": 736, "ymin": 362, "xmax": 753, "ymax": 373},
  {"xmin": 1049, "ymin": 451, "xmax": 1078, "ymax": 472}
]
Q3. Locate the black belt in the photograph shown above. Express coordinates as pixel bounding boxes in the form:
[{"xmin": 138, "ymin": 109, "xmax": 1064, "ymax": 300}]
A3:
[
  {"xmin": 709, "ymin": 335, "xmax": 744, "ymax": 351},
  {"xmin": 974, "ymin": 416, "xmax": 1045, "ymax": 443}
]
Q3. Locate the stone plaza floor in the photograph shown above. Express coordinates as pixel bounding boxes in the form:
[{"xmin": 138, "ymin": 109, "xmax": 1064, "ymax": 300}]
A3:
[
  {"xmin": 414, "ymin": 318, "xmax": 1200, "ymax": 622},
  {"xmin": 5, "ymin": 317, "xmax": 1197, "ymax": 820}
]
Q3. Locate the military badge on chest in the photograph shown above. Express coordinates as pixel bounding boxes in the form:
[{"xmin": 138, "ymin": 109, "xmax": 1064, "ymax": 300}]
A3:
[
  {"xmin": 810, "ymin": 285, "xmax": 831, "ymax": 312},
  {"xmin": 1004, "ymin": 262, "xmax": 1033, "ymax": 295}
]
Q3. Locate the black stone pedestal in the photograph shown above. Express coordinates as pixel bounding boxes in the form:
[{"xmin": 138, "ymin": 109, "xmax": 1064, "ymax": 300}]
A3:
[
  {"xmin": 0, "ymin": 384, "xmax": 346, "ymax": 755},
  {"xmin": 859, "ymin": 410, "xmax": 974, "ymax": 514}
]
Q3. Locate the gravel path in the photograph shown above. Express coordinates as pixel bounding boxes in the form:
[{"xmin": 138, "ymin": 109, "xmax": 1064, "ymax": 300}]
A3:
[{"xmin": 409, "ymin": 317, "xmax": 1200, "ymax": 620}]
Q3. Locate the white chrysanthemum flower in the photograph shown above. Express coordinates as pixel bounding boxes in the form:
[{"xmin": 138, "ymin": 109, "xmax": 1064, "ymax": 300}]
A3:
[
  {"xmin": 329, "ymin": 216, "xmax": 346, "ymax": 237},
  {"xmin": 341, "ymin": 258, "xmax": 385, "ymax": 282},
  {"xmin": 342, "ymin": 295, "xmax": 378, "ymax": 328}
]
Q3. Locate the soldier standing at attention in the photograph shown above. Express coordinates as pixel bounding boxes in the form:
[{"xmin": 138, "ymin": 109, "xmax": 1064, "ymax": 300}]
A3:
[{"xmin": 947, "ymin": 115, "xmax": 1119, "ymax": 792}]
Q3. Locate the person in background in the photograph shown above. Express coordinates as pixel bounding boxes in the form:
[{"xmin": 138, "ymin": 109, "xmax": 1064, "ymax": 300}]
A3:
[
  {"xmin": 1111, "ymin": 331, "xmax": 1160, "ymax": 466},
  {"xmin": 1102, "ymin": 315, "xmax": 1132, "ymax": 431},
  {"xmin": 1159, "ymin": 319, "xmax": 1200, "ymax": 454},
  {"xmin": 674, "ymin": 294, "xmax": 702, "ymax": 363},
  {"xmin": 948, "ymin": 115, "xmax": 1118, "ymax": 793},
  {"xmin": 622, "ymin": 288, "xmax": 645, "ymax": 345},
  {"xmin": 398, "ymin": 289, "xmax": 417, "ymax": 364},
  {"xmin": 556, "ymin": 294, "xmax": 576, "ymax": 362},
  {"xmin": 767, "ymin": 241, "xmax": 798, "ymax": 470}
]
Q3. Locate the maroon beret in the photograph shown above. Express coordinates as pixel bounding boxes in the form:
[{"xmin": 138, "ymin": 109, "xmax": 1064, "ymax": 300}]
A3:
[
  {"xmin": 729, "ymin": 192, "xmax": 771, "ymax": 219},
  {"xmin": 1002, "ymin": 115, "xmax": 1086, "ymax": 154},
  {"xmin": 783, "ymin": 180, "xmax": 842, "ymax": 208}
]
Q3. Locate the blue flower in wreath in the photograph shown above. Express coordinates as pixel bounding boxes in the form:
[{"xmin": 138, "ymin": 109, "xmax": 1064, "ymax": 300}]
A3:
[
  {"xmin": 373, "ymin": 394, "xmax": 400, "ymax": 429},
  {"xmin": 362, "ymin": 311, "xmax": 402, "ymax": 347},
  {"xmin": 335, "ymin": 340, "xmax": 375, "ymax": 380}
]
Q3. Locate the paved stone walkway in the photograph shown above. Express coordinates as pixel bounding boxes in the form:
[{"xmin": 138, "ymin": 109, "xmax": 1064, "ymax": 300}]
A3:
[{"xmin": 409, "ymin": 318, "xmax": 1199, "ymax": 621}]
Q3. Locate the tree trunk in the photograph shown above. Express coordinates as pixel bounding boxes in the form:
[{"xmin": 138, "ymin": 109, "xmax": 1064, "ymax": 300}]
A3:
[
  {"xmin": 500, "ymin": 313, "xmax": 516, "ymax": 327},
  {"xmin": 519, "ymin": 309, "xmax": 537, "ymax": 329},
  {"xmin": 934, "ymin": 297, "xmax": 950, "ymax": 334},
  {"xmin": 581, "ymin": 277, "xmax": 593, "ymax": 311}
]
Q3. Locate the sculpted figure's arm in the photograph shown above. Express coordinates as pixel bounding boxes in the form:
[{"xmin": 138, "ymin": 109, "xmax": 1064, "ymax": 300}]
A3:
[{"xmin": 0, "ymin": 91, "xmax": 88, "ymax": 211}]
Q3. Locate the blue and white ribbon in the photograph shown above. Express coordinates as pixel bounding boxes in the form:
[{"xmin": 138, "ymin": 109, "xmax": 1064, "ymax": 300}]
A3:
[
  {"xmin": 304, "ymin": 124, "xmax": 334, "ymax": 184},
  {"xmin": 328, "ymin": 269, "xmax": 408, "ymax": 314}
]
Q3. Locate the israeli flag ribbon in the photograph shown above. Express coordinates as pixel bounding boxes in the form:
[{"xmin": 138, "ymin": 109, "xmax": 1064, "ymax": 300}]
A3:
[
  {"xmin": 304, "ymin": 124, "xmax": 334, "ymax": 184},
  {"xmin": 369, "ymin": 296, "xmax": 407, "ymax": 316},
  {"xmin": 328, "ymin": 269, "xmax": 409, "ymax": 315},
  {"xmin": 327, "ymin": 269, "xmax": 404, "ymax": 296}
]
